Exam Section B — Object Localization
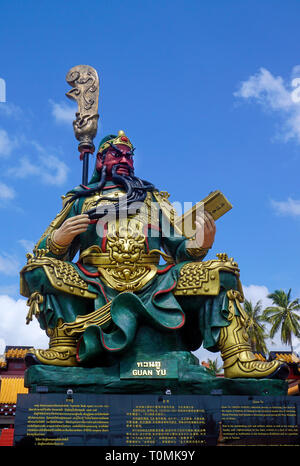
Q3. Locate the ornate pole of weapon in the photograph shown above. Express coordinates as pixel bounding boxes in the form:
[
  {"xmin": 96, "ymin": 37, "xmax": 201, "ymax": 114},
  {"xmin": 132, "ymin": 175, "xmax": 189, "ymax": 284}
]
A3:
[{"xmin": 65, "ymin": 65, "xmax": 100, "ymax": 186}]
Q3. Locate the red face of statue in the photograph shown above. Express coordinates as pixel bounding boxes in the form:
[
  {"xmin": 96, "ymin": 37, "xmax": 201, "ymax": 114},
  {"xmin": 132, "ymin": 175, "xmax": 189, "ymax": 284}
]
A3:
[{"xmin": 96, "ymin": 144, "xmax": 134, "ymax": 180}]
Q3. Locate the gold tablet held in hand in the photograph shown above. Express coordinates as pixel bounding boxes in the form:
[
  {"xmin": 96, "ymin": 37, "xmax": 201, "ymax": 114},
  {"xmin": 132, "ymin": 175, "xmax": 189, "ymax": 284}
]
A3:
[{"xmin": 175, "ymin": 190, "xmax": 233, "ymax": 238}]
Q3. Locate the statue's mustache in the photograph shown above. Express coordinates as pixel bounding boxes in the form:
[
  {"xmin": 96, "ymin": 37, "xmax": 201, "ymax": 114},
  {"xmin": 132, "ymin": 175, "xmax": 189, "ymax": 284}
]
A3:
[
  {"xmin": 68, "ymin": 162, "xmax": 155, "ymax": 215},
  {"xmin": 112, "ymin": 163, "xmax": 134, "ymax": 177}
]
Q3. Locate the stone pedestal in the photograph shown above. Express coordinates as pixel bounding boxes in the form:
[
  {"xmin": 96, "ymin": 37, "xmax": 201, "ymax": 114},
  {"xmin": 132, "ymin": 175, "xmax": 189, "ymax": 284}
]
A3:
[{"xmin": 25, "ymin": 353, "xmax": 288, "ymax": 396}]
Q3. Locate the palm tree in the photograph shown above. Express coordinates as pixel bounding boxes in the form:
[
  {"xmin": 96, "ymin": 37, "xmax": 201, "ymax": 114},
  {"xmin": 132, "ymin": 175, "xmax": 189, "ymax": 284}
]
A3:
[
  {"xmin": 262, "ymin": 289, "xmax": 300, "ymax": 353},
  {"xmin": 243, "ymin": 299, "xmax": 268, "ymax": 354}
]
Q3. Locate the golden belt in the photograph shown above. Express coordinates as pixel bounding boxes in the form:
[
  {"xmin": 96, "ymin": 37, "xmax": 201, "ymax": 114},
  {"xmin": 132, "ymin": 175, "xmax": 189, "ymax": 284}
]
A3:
[
  {"xmin": 79, "ymin": 246, "xmax": 162, "ymax": 292},
  {"xmin": 81, "ymin": 252, "xmax": 160, "ymax": 267}
]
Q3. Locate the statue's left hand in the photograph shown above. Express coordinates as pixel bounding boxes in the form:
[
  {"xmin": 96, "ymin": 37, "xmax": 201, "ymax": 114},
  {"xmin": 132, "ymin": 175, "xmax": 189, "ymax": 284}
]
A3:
[{"xmin": 194, "ymin": 210, "xmax": 216, "ymax": 249}]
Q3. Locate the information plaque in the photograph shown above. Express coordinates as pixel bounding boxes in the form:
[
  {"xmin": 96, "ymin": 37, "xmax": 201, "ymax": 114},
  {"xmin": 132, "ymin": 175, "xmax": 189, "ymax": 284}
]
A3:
[{"xmin": 14, "ymin": 393, "xmax": 300, "ymax": 447}]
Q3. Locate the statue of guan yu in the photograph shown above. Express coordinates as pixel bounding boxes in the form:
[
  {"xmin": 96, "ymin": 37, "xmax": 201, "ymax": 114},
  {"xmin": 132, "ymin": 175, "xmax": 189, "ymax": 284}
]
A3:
[{"xmin": 20, "ymin": 66, "xmax": 289, "ymax": 394}]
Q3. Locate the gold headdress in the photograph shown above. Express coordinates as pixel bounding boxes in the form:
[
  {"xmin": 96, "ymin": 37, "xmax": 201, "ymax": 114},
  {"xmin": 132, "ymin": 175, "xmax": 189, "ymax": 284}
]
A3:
[{"xmin": 97, "ymin": 130, "xmax": 133, "ymax": 154}]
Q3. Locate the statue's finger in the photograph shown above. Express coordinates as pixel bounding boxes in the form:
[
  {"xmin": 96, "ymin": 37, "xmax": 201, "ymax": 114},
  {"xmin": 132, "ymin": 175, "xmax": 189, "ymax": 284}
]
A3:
[
  {"xmin": 68, "ymin": 214, "xmax": 89, "ymax": 222},
  {"xmin": 195, "ymin": 216, "xmax": 205, "ymax": 229},
  {"xmin": 205, "ymin": 210, "xmax": 214, "ymax": 222},
  {"xmin": 67, "ymin": 218, "xmax": 90, "ymax": 227},
  {"xmin": 195, "ymin": 211, "xmax": 205, "ymax": 222},
  {"xmin": 204, "ymin": 211, "xmax": 216, "ymax": 231},
  {"xmin": 70, "ymin": 224, "xmax": 89, "ymax": 232}
]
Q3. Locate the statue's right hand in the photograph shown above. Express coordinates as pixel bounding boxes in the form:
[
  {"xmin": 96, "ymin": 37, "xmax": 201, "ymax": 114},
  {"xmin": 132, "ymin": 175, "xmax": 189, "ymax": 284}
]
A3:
[{"xmin": 52, "ymin": 214, "xmax": 90, "ymax": 247}]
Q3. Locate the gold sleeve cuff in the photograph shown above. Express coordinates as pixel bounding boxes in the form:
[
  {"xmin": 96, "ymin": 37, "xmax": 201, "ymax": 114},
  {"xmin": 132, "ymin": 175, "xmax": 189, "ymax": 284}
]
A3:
[
  {"xmin": 186, "ymin": 239, "xmax": 210, "ymax": 258},
  {"xmin": 47, "ymin": 231, "xmax": 69, "ymax": 256},
  {"xmin": 186, "ymin": 247, "xmax": 209, "ymax": 258}
]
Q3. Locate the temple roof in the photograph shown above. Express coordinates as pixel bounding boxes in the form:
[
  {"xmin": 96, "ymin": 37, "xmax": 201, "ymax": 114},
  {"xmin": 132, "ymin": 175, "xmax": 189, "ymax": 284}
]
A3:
[
  {"xmin": 253, "ymin": 351, "xmax": 300, "ymax": 364},
  {"xmin": 0, "ymin": 377, "xmax": 28, "ymax": 404},
  {"xmin": 0, "ymin": 357, "xmax": 6, "ymax": 369},
  {"xmin": 4, "ymin": 346, "xmax": 31, "ymax": 359},
  {"xmin": 269, "ymin": 352, "xmax": 300, "ymax": 363},
  {"xmin": 253, "ymin": 353, "xmax": 267, "ymax": 361},
  {"xmin": 0, "ymin": 346, "xmax": 31, "ymax": 369}
]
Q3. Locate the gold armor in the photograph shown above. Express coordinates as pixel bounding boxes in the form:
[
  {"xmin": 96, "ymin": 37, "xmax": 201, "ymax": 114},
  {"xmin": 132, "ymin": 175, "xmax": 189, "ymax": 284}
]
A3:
[
  {"xmin": 80, "ymin": 223, "xmax": 159, "ymax": 292},
  {"xmin": 218, "ymin": 290, "xmax": 287, "ymax": 379},
  {"xmin": 20, "ymin": 251, "xmax": 97, "ymax": 300},
  {"xmin": 27, "ymin": 319, "xmax": 78, "ymax": 367},
  {"xmin": 174, "ymin": 253, "xmax": 243, "ymax": 297}
]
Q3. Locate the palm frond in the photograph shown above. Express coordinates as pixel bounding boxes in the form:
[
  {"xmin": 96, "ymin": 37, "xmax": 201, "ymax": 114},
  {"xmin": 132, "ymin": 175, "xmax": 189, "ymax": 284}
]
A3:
[
  {"xmin": 244, "ymin": 299, "xmax": 268, "ymax": 353},
  {"xmin": 264, "ymin": 288, "xmax": 300, "ymax": 352}
]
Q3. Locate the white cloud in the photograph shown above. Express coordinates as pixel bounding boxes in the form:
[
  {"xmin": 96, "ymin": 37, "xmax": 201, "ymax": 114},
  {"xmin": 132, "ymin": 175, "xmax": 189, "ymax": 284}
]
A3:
[
  {"xmin": 7, "ymin": 154, "xmax": 69, "ymax": 186},
  {"xmin": 271, "ymin": 197, "xmax": 300, "ymax": 217},
  {"xmin": 234, "ymin": 66, "xmax": 300, "ymax": 144},
  {"xmin": 41, "ymin": 154, "xmax": 69, "ymax": 185},
  {"xmin": 293, "ymin": 338, "xmax": 300, "ymax": 355},
  {"xmin": 18, "ymin": 239, "xmax": 35, "ymax": 253},
  {"xmin": 234, "ymin": 68, "xmax": 291, "ymax": 109},
  {"xmin": 0, "ymin": 253, "xmax": 20, "ymax": 276},
  {"xmin": 10, "ymin": 156, "xmax": 38, "ymax": 178},
  {"xmin": 243, "ymin": 284, "xmax": 273, "ymax": 309},
  {"xmin": 0, "ymin": 127, "xmax": 20, "ymax": 157},
  {"xmin": 0, "ymin": 181, "xmax": 15, "ymax": 200},
  {"xmin": 0, "ymin": 102, "xmax": 22, "ymax": 119},
  {"xmin": 49, "ymin": 99, "xmax": 76, "ymax": 125},
  {"xmin": 0, "ymin": 284, "xmax": 19, "ymax": 296},
  {"xmin": 0, "ymin": 109, "xmax": 69, "ymax": 186},
  {"xmin": 0, "ymin": 295, "xmax": 48, "ymax": 352},
  {"xmin": 0, "ymin": 129, "xmax": 12, "ymax": 157}
]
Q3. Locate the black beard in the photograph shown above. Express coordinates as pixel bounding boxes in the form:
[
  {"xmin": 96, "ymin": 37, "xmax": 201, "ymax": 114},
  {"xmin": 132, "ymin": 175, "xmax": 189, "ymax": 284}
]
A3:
[{"xmin": 69, "ymin": 164, "xmax": 155, "ymax": 220}]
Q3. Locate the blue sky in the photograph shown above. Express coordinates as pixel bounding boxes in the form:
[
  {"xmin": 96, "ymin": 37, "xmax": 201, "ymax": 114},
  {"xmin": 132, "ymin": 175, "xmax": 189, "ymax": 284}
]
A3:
[{"xmin": 0, "ymin": 0, "xmax": 300, "ymax": 359}]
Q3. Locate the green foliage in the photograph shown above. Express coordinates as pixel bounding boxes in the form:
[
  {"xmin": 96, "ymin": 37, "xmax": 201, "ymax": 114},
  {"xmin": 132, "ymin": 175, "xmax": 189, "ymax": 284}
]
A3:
[
  {"xmin": 262, "ymin": 289, "xmax": 300, "ymax": 353},
  {"xmin": 206, "ymin": 357, "xmax": 223, "ymax": 376},
  {"xmin": 243, "ymin": 299, "xmax": 268, "ymax": 354}
]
